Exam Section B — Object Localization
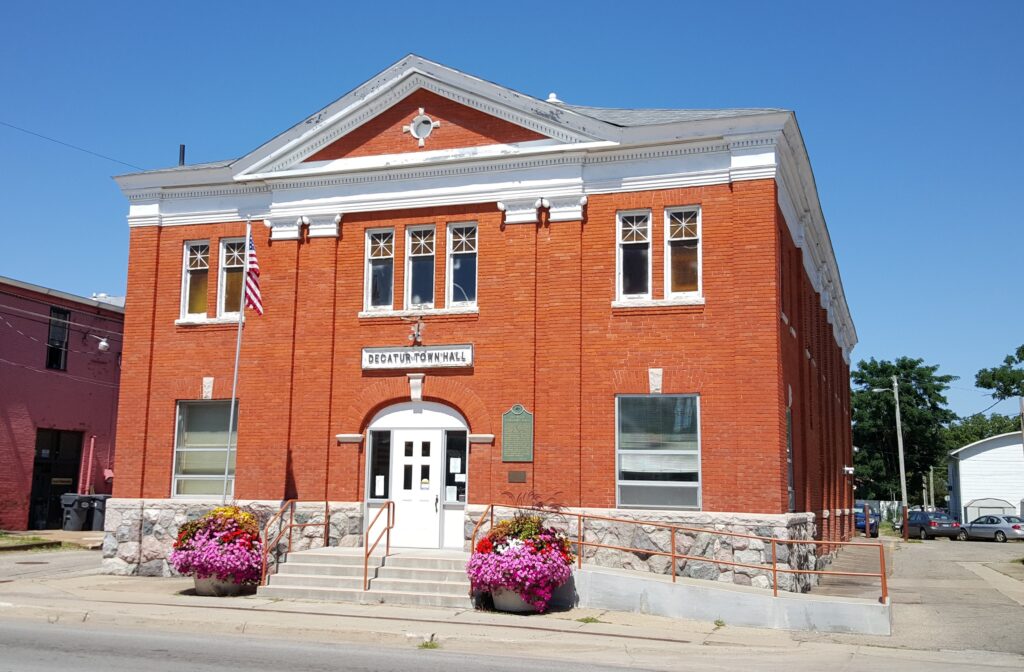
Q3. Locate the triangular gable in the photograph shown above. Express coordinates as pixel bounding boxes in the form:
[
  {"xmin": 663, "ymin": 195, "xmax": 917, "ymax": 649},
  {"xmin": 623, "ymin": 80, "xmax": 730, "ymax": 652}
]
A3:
[
  {"xmin": 303, "ymin": 88, "xmax": 548, "ymax": 162},
  {"xmin": 232, "ymin": 55, "xmax": 621, "ymax": 179}
]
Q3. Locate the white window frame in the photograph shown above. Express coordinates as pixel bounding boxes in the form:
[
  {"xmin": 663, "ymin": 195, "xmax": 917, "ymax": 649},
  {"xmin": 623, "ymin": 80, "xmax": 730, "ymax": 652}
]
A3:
[
  {"xmin": 663, "ymin": 206, "xmax": 702, "ymax": 300},
  {"xmin": 446, "ymin": 222, "xmax": 478, "ymax": 308},
  {"xmin": 364, "ymin": 227, "xmax": 395, "ymax": 312},
  {"xmin": 180, "ymin": 240, "xmax": 210, "ymax": 320},
  {"xmin": 171, "ymin": 400, "xmax": 237, "ymax": 499},
  {"xmin": 404, "ymin": 224, "xmax": 436, "ymax": 310},
  {"xmin": 216, "ymin": 237, "xmax": 245, "ymax": 319},
  {"xmin": 615, "ymin": 394, "xmax": 702, "ymax": 511},
  {"xmin": 616, "ymin": 210, "xmax": 652, "ymax": 301}
]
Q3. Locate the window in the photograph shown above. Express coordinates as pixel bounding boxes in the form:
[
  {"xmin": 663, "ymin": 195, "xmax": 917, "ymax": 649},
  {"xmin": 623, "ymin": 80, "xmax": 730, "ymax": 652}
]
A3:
[
  {"xmin": 172, "ymin": 401, "xmax": 237, "ymax": 497},
  {"xmin": 45, "ymin": 307, "xmax": 70, "ymax": 370},
  {"xmin": 665, "ymin": 207, "xmax": 701, "ymax": 296},
  {"xmin": 218, "ymin": 238, "xmax": 245, "ymax": 316},
  {"xmin": 447, "ymin": 223, "xmax": 478, "ymax": 306},
  {"xmin": 368, "ymin": 431, "xmax": 391, "ymax": 499},
  {"xmin": 617, "ymin": 211, "xmax": 651, "ymax": 299},
  {"xmin": 405, "ymin": 226, "xmax": 435, "ymax": 309},
  {"xmin": 617, "ymin": 395, "xmax": 700, "ymax": 509},
  {"xmin": 366, "ymin": 230, "xmax": 394, "ymax": 310},
  {"xmin": 444, "ymin": 430, "xmax": 468, "ymax": 503},
  {"xmin": 182, "ymin": 242, "xmax": 210, "ymax": 318}
]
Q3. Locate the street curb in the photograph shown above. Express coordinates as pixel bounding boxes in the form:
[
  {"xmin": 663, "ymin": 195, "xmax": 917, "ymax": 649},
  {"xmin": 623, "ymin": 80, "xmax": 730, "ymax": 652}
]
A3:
[{"xmin": 0, "ymin": 541, "xmax": 63, "ymax": 552}]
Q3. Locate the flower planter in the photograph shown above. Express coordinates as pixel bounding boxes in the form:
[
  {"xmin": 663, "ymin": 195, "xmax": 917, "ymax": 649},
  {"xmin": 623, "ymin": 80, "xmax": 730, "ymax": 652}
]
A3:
[
  {"xmin": 194, "ymin": 576, "xmax": 245, "ymax": 597},
  {"xmin": 491, "ymin": 587, "xmax": 535, "ymax": 613}
]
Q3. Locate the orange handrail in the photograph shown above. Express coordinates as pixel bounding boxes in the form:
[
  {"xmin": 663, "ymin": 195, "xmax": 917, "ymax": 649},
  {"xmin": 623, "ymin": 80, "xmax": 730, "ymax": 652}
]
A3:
[
  {"xmin": 363, "ymin": 500, "xmax": 395, "ymax": 591},
  {"xmin": 260, "ymin": 500, "xmax": 332, "ymax": 586},
  {"xmin": 471, "ymin": 504, "xmax": 889, "ymax": 604}
]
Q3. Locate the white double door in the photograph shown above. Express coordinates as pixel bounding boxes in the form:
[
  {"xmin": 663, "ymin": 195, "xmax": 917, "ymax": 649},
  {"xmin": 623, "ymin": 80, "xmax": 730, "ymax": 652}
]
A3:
[{"xmin": 389, "ymin": 428, "xmax": 443, "ymax": 548}]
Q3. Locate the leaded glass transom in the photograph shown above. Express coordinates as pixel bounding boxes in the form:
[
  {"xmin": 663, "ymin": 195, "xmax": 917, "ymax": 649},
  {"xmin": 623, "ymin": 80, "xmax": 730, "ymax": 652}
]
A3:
[
  {"xmin": 369, "ymin": 231, "xmax": 394, "ymax": 259},
  {"xmin": 668, "ymin": 209, "xmax": 699, "ymax": 240},
  {"xmin": 409, "ymin": 229, "xmax": 435, "ymax": 256},
  {"xmin": 223, "ymin": 241, "xmax": 245, "ymax": 268},
  {"xmin": 620, "ymin": 214, "xmax": 650, "ymax": 243},
  {"xmin": 451, "ymin": 225, "xmax": 477, "ymax": 253},
  {"xmin": 187, "ymin": 244, "xmax": 209, "ymax": 270}
]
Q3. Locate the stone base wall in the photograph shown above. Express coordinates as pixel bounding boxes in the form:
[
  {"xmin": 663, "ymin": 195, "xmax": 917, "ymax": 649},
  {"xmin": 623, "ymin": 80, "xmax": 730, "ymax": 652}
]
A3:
[
  {"xmin": 102, "ymin": 499, "xmax": 364, "ymax": 577},
  {"xmin": 464, "ymin": 506, "xmax": 818, "ymax": 593}
]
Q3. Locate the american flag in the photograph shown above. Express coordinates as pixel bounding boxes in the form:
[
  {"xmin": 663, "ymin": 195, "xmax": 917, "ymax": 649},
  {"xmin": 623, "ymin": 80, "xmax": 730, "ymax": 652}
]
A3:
[{"xmin": 245, "ymin": 233, "xmax": 264, "ymax": 315}]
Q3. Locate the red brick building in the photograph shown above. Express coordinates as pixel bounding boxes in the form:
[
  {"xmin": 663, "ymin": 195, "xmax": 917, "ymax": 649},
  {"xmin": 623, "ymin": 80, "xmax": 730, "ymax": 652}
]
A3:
[
  {"xmin": 104, "ymin": 56, "xmax": 856, "ymax": 579},
  {"xmin": 0, "ymin": 276, "xmax": 123, "ymax": 531}
]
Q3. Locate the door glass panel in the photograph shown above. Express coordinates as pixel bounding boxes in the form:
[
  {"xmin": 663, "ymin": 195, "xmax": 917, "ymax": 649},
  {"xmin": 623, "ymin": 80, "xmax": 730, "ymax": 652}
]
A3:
[
  {"xmin": 404, "ymin": 441, "xmax": 413, "ymax": 457},
  {"xmin": 369, "ymin": 431, "xmax": 391, "ymax": 499},
  {"xmin": 445, "ymin": 431, "xmax": 467, "ymax": 503},
  {"xmin": 420, "ymin": 464, "xmax": 430, "ymax": 485},
  {"xmin": 422, "ymin": 441, "xmax": 430, "ymax": 457},
  {"xmin": 403, "ymin": 464, "xmax": 412, "ymax": 490}
]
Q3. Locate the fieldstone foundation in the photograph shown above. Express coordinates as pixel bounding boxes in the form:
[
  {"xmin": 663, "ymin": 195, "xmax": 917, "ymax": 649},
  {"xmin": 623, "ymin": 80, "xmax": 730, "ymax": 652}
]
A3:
[
  {"xmin": 464, "ymin": 506, "xmax": 818, "ymax": 593},
  {"xmin": 102, "ymin": 499, "xmax": 364, "ymax": 577}
]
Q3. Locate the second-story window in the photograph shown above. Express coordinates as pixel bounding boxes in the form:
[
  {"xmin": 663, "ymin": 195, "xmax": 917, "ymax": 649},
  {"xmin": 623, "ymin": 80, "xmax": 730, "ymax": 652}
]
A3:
[
  {"xmin": 448, "ymin": 223, "xmax": 477, "ymax": 306},
  {"xmin": 665, "ymin": 207, "xmax": 701, "ymax": 297},
  {"xmin": 182, "ymin": 242, "xmax": 210, "ymax": 318},
  {"xmin": 45, "ymin": 307, "xmax": 70, "ymax": 370},
  {"xmin": 366, "ymin": 229, "xmax": 394, "ymax": 310},
  {"xmin": 218, "ymin": 239, "xmax": 245, "ymax": 316},
  {"xmin": 617, "ymin": 211, "xmax": 651, "ymax": 300},
  {"xmin": 406, "ymin": 226, "xmax": 435, "ymax": 309}
]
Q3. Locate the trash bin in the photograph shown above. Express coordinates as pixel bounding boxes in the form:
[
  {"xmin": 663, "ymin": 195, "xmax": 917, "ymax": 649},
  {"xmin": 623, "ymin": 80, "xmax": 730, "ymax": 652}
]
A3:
[
  {"xmin": 60, "ymin": 493, "xmax": 90, "ymax": 531},
  {"xmin": 90, "ymin": 495, "xmax": 111, "ymax": 532}
]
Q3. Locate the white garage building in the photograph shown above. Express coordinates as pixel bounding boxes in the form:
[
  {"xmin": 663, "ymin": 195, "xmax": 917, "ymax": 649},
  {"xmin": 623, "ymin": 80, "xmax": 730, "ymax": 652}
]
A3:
[{"xmin": 947, "ymin": 431, "xmax": 1024, "ymax": 522}]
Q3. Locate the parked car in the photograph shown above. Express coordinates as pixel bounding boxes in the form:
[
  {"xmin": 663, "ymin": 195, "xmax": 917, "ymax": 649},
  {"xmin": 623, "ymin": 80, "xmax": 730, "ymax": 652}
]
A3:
[
  {"xmin": 956, "ymin": 515, "xmax": 1024, "ymax": 543},
  {"xmin": 855, "ymin": 506, "xmax": 881, "ymax": 537},
  {"xmin": 899, "ymin": 510, "xmax": 960, "ymax": 540}
]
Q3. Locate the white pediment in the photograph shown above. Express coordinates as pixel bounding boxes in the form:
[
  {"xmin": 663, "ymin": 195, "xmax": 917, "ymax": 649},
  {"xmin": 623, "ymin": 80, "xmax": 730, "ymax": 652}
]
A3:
[{"xmin": 231, "ymin": 55, "xmax": 621, "ymax": 181}]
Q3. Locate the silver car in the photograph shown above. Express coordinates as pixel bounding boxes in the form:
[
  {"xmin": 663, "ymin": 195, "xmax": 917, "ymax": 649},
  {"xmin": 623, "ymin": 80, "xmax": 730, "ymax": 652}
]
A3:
[{"xmin": 957, "ymin": 515, "xmax": 1024, "ymax": 542}]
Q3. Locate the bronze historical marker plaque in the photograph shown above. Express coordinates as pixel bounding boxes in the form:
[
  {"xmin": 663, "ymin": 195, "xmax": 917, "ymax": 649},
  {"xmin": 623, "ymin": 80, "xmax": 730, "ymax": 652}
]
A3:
[{"xmin": 501, "ymin": 404, "xmax": 534, "ymax": 462}]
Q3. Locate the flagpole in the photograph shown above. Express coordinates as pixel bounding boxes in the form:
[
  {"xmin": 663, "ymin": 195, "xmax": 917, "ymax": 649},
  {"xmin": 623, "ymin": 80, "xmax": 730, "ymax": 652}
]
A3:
[{"xmin": 222, "ymin": 218, "xmax": 251, "ymax": 504}]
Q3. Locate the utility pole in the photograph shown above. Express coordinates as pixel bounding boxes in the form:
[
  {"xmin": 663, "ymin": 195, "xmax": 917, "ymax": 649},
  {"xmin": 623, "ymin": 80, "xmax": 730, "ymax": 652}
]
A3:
[
  {"xmin": 892, "ymin": 375, "xmax": 910, "ymax": 540},
  {"xmin": 929, "ymin": 467, "xmax": 934, "ymax": 509}
]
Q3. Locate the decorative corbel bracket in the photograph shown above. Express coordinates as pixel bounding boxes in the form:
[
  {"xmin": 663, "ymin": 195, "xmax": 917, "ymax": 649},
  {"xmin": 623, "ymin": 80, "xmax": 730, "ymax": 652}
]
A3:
[
  {"xmin": 308, "ymin": 213, "xmax": 342, "ymax": 238},
  {"xmin": 496, "ymin": 198, "xmax": 540, "ymax": 225},
  {"xmin": 547, "ymin": 195, "xmax": 588, "ymax": 222}
]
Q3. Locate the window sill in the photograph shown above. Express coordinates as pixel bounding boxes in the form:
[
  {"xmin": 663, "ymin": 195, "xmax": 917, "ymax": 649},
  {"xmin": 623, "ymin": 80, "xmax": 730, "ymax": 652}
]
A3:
[
  {"xmin": 611, "ymin": 297, "xmax": 705, "ymax": 309},
  {"xmin": 358, "ymin": 307, "xmax": 479, "ymax": 319},
  {"xmin": 175, "ymin": 316, "xmax": 239, "ymax": 327}
]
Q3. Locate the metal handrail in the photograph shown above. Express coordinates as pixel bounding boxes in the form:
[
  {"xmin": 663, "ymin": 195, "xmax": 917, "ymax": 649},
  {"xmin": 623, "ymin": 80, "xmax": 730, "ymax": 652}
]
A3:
[
  {"xmin": 363, "ymin": 500, "xmax": 395, "ymax": 591},
  {"xmin": 260, "ymin": 499, "xmax": 332, "ymax": 586},
  {"xmin": 471, "ymin": 504, "xmax": 889, "ymax": 603}
]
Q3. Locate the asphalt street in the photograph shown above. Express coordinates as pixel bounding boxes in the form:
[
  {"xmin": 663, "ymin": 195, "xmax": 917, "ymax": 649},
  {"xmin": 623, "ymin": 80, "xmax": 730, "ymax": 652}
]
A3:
[
  {"xmin": 0, "ymin": 619, "xmax": 633, "ymax": 672},
  {"xmin": 0, "ymin": 550, "xmax": 99, "ymax": 581}
]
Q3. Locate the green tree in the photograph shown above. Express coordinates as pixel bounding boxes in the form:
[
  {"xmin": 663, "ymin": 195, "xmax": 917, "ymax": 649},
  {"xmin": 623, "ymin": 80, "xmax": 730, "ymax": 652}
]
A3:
[
  {"xmin": 975, "ymin": 344, "xmax": 1024, "ymax": 401},
  {"xmin": 941, "ymin": 413, "xmax": 1020, "ymax": 451},
  {"xmin": 851, "ymin": 357, "xmax": 956, "ymax": 502}
]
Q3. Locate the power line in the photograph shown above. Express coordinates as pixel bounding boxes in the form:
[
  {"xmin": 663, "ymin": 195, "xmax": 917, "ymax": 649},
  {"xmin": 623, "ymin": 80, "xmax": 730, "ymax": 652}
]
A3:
[
  {"xmin": 0, "ymin": 119, "xmax": 145, "ymax": 171},
  {"xmin": 0, "ymin": 303, "xmax": 124, "ymax": 337},
  {"xmin": 0, "ymin": 356, "xmax": 119, "ymax": 389}
]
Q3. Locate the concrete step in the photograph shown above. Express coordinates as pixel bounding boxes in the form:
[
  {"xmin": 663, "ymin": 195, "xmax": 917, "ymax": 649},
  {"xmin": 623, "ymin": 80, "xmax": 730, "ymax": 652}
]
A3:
[
  {"xmin": 381, "ymin": 555, "xmax": 467, "ymax": 571},
  {"xmin": 370, "ymin": 578, "xmax": 469, "ymax": 596},
  {"xmin": 375, "ymin": 566, "xmax": 467, "ymax": 582},
  {"xmin": 275, "ymin": 562, "xmax": 367, "ymax": 578},
  {"xmin": 268, "ymin": 574, "xmax": 365, "ymax": 590},
  {"xmin": 257, "ymin": 584, "xmax": 472, "ymax": 609},
  {"xmin": 284, "ymin": 551, "xmax": 380, "ymax": 567},
  {"xmin": 268, "ymin": 571, "xmax": 469, "ymax": 595}
]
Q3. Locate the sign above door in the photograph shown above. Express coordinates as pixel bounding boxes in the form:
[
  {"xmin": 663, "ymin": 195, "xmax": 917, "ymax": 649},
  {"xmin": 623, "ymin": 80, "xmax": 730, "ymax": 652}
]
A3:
[{"xmin": 362, "ymin": 344, "xmax": 474, "ymax": 370}]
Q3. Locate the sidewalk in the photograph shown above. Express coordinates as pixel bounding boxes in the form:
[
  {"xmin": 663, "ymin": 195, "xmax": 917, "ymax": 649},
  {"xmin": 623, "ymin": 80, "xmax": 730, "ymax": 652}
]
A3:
[{"xmin": 1, "ymin": 568, "xmax": 1023, "ymax": 671}]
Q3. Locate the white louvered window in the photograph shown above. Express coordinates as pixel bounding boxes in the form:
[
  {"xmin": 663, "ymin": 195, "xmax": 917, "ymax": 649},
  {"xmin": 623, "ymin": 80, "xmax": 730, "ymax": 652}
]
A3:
[
  {"xmin": 366, "ymin": 229, "xmax": 395, "ymax": 310},
  {"xmin": 617, "ymin": 395, "xmax": 701, "ymax": 509},
  {"xmin": 406, "ymin": 226, "xmax": 435, "ymax": 309},
  {"xmin": 181, "ymin": 242, "xmax": 210, "ymax": 318},
  {"xmin": 447, "ymin": 223, "xmax": 477, "ymax": 306},
  {"xmin": 665, "ymin": 207, "xmax": 701, "ymax": 297},
  {"xmin": 617, "ymin": 211, "xmax": 651, "ymax": 300}
]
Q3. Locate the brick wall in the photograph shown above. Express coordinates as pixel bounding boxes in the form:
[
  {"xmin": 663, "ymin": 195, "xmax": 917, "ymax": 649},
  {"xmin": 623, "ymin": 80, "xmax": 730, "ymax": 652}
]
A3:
[{"xmin": 113, "ymin": 178, "xmax": 851, "ymax": 534}]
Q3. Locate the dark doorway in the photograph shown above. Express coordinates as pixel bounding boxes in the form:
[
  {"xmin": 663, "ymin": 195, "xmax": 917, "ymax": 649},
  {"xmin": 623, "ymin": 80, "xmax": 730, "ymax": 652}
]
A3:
[{"xmin": 28, "ymin": 429, "xmax": 83, "ymax": 529}]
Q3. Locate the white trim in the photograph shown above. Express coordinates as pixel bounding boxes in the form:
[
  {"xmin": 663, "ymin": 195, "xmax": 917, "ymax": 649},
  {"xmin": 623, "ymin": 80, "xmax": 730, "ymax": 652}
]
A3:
[
  {"xmin": 445, "ymin": 221, "xmax": 478, "ymax": 309},
  {"xmin": 174, "ymin": 316, "xmax": 240, "ymax": 327},
  {"xmin": 663, "ymin": 206, "xmax": 702, "ymax": 302},
  {"xmin": 468, "ymin": 433, "xmax": 494, "ymax": 444},
  {"xmin": 357, "ymin": 306, "xmax": 479, "ymax": 319},
  {"xmin": 616, "ymin": 209, "xmax": 653, "ymax": 301},
  {"xmin": 404, "ymin": 224, "xmax": 436, "ymax": 310},
  {"xmin": 611, "ymin": 297, "xmax": 705, "ymax": 309},
  {"xmin": 335, "ymin": 433, "xmax": 364, "ymax": 443},
  {"xmin": 364, "ymin": 227, "xmax": 395, "ymax": 312},
  {"xmin": 216, "ymin": 237, "xmax": 244, "ymax": 320}
]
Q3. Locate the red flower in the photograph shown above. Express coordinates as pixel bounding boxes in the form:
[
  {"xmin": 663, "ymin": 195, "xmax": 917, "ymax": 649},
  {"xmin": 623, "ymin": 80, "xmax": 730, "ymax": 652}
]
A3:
[{"xmin": 475, "ymin": 538, "xmax": 494, "ymax": 554}]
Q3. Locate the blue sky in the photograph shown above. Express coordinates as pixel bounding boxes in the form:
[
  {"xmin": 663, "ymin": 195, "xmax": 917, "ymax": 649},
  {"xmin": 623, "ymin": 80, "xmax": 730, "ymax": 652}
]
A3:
[{"xmin": 2, "ymin": 2, "xmax": 1021, "ymax": 418}]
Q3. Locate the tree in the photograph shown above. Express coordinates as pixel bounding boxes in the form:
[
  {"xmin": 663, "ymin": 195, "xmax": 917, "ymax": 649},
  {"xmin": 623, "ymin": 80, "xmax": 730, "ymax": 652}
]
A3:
[
  {"xmin": 941, "ymin": 413, "xmax": 1020, "ymax": 451},
  {"xmin": 851, "ymin": 357, "xmax": 956, "ymax": 502},
  {"xmin": 975, "ymin": 344, "xmax": 1024, "ymax": 401}
]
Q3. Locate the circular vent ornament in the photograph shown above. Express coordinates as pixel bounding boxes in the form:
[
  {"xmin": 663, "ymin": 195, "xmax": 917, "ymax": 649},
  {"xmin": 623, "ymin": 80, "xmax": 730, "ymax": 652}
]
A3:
[{"xmin": 403, "ymin": 107, "xmax": 441, "ymax": 147}]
